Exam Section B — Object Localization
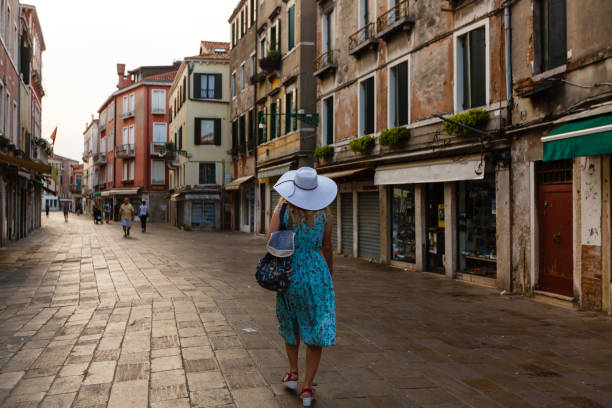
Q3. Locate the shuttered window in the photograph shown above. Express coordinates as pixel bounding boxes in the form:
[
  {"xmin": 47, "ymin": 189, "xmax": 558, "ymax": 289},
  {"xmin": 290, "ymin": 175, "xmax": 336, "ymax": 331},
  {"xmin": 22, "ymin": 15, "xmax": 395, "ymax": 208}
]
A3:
[
  {"xmin": 239, "ymin": 115, "xmax": 246, "ymax": 153},
  {"xmin": 288, "ymin": 5, "xmax": 295, "ymax": 51},
  {"xmin": 535, "ymin": 0, "xmax": 566, "ymax": 73},
  {"xmin": 151, "ymin": 160, "xmax": 165, "ymax": 185},
  {"xmin": 458, "ymin": 26, "xmax": 486, "ymax": 110},
  {"xmin": 152, "ymin": 90, "xmax": 166, "ymax": 114},
  {"xmin": 285, "ymin": 90, "xmax": 296, "ymax": 134},
  {"xmin": 194, "ymin": 73, "xmax": 222, "ymax": 99},
  {"xmin": 194, "ymin": 118, "xmax": 221, "ymax": 145},
  {"xmin": 198, "ymin": 163, "xmax": 216, "ymax": 185},
  {"xmin": 270, "ymin": 102, "xmax": 277, "ymax": 140},
  {"xmin": 153, "ymin": 123, "xmax": 167, "ymax": 143},
  {"xmin": 360, "ymin": 77, "xmax": 375, "ymax": 135},
  {"xmin": 390, "ymin": 61, "xmax": 409, "ymax": 127},
  {"xmin": 322, "ymin": 96, "xmax": 334, "ymax": 145}
]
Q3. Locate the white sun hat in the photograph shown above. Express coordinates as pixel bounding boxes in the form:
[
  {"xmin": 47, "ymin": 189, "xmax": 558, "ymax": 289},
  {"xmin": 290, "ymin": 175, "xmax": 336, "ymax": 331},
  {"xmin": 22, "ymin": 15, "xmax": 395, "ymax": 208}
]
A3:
[{"xmin": 273, "ymin": 167, "xmax": 338, "ymax": 211}]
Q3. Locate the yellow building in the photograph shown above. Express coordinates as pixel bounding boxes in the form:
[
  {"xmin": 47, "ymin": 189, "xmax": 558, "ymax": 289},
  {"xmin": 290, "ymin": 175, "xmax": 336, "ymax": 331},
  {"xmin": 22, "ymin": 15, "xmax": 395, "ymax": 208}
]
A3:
[{"xmin": 168, "ymin": 42, "xmax": 232, "ymax": 229}]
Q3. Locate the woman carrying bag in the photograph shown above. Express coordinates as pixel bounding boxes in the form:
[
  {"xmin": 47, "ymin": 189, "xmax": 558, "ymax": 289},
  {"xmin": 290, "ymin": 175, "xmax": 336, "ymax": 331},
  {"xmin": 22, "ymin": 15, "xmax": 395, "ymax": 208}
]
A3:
[{"xmin": 266, "ymin": 167, "xmax": 337, "ymax": 406}]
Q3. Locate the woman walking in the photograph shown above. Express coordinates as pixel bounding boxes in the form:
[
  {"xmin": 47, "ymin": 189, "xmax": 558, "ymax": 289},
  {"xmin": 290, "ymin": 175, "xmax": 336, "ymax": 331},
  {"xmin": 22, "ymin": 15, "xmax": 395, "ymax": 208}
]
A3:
[{"xmin": 268, "ymin": 167, "xmax": 337, "ymax": 406}]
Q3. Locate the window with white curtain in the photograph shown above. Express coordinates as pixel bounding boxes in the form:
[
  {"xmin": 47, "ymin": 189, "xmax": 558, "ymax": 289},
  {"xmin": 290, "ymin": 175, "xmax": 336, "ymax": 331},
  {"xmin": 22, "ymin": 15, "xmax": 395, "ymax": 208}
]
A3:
[
  {"xmin": 151, "ymin": 160, "xmax": 165, "ymax": 185},
  {"xmin": 129, "ymin": 125, "xmax": 135, "ymax": 144},
  {"xmin": 122, "ymin": 96, "xmax": 128, "ymax": 114},
  {"xmin": 152, "ymin": 90, "xmax": 166, "ymax": 114},
  {"xmin": 129, "ymin": 93, "xmax": 135, "ymax": 112},
  {"xmin": 123, "ymin": 160, "xmax": 135, "ymax": 181},
  {"xmin": 122, "ymin": 127, "xmax": 128, "ymax": 144},
  {"xmin": 153, "ymin": 123, "xmax": 167, "ymax": 143}
]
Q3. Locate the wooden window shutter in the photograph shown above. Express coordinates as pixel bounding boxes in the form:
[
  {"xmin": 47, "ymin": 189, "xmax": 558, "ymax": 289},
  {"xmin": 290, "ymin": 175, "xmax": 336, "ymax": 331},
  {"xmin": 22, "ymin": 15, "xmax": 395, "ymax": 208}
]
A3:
[
  {"xmin": 193, "ymin": 73, "xmax": 201, "ymax": 99},
  {"xmin": 366, "ymin": 78, "xmax": 374, "ymax": 134},
  {"xmin": 214, "ymin": 119, "xmax": 221, "ymax": 145},
  {"xmin": 194, "ymin": 118, "xmax": 201, "ymax": 145},
  {"xmin": 288, "ymin": 6, "xmax": 295, "ymax": 50},
  {"xmin": 293, "ymin": 89, "xmax": 298, "ymax": 131},
  {"xmin": 214, "ymin": 74, "xmax": 222, "ymax": 99},
  {"xmin": 397, "ymin": 62, "xmax": 408, "ymax": 126},
  {"xmin": 468, "ymin": 27, "xmax": 486, "ymax": 108},
  {"xmin": 285, "ymin": 93, "xmax": 292, "ymax": 134},
  {"xmin": 547, "ymin": 0, "xmax": 567, "ymax": 70}
]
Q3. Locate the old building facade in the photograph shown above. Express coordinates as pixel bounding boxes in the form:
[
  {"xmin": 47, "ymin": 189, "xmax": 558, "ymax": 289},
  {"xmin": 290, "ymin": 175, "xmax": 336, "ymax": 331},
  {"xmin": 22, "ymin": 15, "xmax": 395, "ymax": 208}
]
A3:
[
  {"xmin": 91, "ymin": 63, "xmax": 177, "ymax": 222},
  {"xmin": 509, "ymin": 0, "xmax": 612, "ymax": 313},
  {"xmin": 227, "ymin": 1, "xmax": 259, "ymax": 233},
  {"xmin": 82, "ymin": 119, "xmax": 97, "ymax": 214},
  {"xmin": 254, "ymin": 0, "xmax": 318, "ymax": 233},
  {"xmin": 0, "ymin": 2, "xmax": 49, "ymax": 247},
  {"xmin": 313, "ymin": 0, "xmax": 512, "ymax": 289},
  {"xmin": 168, "ymin": 42, "xmax": 232, "ymax": 230}
]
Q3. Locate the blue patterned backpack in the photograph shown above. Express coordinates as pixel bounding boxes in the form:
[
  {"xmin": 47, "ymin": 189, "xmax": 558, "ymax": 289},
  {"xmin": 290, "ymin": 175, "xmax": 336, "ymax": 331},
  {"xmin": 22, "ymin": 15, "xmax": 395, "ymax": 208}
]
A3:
[{"xmin": 255, "ymin": 204, "xmax": 294, "ymax": 292}]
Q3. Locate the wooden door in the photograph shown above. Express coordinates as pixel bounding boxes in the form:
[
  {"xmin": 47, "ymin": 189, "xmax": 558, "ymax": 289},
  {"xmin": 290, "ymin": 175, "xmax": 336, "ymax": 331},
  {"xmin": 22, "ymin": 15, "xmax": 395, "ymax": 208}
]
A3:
[{"xmin": 538, "ymin": 184, "xmax": 573, "ymax": 296}]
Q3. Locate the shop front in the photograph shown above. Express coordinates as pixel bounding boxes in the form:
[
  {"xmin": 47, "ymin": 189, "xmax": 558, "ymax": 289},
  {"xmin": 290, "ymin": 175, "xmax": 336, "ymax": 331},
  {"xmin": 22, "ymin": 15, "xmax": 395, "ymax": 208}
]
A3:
[
  {"xmin": 171, "ymin": 190, "xmax": 222, "ymax": 230},
  {"xmin": 375, "ymin": 154, "xmax": 508, "ymax": 287},
  {"xmin": 225, "ymin": 175, "xmax": 255, "ymax": 233}
]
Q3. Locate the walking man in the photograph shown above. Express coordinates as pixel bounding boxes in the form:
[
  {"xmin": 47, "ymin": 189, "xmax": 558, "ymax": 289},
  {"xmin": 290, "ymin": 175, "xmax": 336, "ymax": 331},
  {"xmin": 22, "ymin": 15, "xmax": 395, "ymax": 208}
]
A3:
[
  {"xmin": 104, "ymin": 201, "xmax": 112, "ymax": 224},
  {"xmin": 139, "ymin": 200, "xmax": 148, "ymax": 233},
  {"xmin": 45, "ymin": 201, "xmax": 49, "ymax": 217},
  {"xmin": 63, "ymin": 203, "xmax": 69, "ymax": 222},
  {"xmin": 119, "ymin": 198, "xmax": 135, "ymax": 238}
]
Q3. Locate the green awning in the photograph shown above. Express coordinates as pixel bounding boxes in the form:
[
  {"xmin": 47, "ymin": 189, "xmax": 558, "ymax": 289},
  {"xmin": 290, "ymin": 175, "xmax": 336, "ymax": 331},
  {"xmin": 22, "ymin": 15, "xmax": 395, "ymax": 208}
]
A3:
[
  {"xmin": 93, "ymin": 191, "xmax": 101, "ymax": 196},
  {"xmin": 31, "ymin": 177, "xmax": 43, "ymax": 186},
  {"xmin": 542, "ymin": 115, "xmax": 612, "ymax": 161}
]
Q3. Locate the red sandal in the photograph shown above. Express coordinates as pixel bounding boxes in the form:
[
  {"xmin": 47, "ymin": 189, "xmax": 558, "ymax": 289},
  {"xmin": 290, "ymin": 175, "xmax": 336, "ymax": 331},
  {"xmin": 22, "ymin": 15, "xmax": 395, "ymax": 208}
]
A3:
[
  {"xmin": 300, "ymin": 388, "xmax": 314, "ymax": 407},
  {"xmin": 281, "ymin": 371, "xmax": 298, "ymax": 390}
]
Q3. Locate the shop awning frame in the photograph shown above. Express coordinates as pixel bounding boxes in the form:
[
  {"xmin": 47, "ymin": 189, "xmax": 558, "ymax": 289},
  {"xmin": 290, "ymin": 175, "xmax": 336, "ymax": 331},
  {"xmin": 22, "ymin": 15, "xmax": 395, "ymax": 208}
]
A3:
[
  {"xmin": 542, "ymin": 115, "xmax": 612, "ymax": 162},
  {"xmin": 374, "ymin": 155, "xmax": 484, "ymax": 185},
  {"xmin": 319, "ymin": 168, "xmax": 370, "ymax": 179},
  {"xmin": 257, "ymin": 162, "xmax": 292, "ymax": 179},
  {"xmin": 225, "ymin": 175, "xmax": 254, "ymax": 191},
  {"xmin": 0, "ymin": 152, "xmax": 52, "ymax": 174}
]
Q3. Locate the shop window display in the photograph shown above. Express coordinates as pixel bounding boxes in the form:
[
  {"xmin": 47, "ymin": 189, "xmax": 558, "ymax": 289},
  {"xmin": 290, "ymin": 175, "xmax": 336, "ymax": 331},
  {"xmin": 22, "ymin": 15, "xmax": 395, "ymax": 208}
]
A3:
[
  {"xmin": 391, "ymin": 185, "xmax": 416, "ymax": 263},
  {"xmin": 457, "ymin": 174, "xmax": 497, "ymax": 278}
]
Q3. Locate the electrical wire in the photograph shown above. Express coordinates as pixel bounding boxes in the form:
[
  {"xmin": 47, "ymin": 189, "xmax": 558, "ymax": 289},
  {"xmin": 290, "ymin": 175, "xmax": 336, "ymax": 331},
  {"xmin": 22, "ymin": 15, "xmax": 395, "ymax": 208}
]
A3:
[{"xmin": 548, "ymin": 78, "xmax": 612, "ymax": 89}]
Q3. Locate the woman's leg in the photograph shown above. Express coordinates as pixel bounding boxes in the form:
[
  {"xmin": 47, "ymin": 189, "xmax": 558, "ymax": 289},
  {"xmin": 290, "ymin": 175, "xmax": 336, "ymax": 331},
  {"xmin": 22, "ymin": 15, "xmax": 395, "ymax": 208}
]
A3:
[
  {"xmin": 284, "ymin": 334, "xmax": 300, "ymax": 374},
  {"xmin": 302, "ymin": 346, "xmax": 322, "ymax": 393}
]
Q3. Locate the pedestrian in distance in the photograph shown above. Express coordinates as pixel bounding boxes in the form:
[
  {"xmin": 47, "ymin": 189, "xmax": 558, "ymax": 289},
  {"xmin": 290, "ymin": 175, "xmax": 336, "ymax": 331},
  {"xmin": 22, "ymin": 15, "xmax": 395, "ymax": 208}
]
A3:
[
  {"xmin": 119, "ymin": 198, "xmax": 135, "ymax": 238},
  {"xmin": 104, "ymin": 201, "xmax": 111, "ymax": 224},
  {"xmin": 268, "ymin": 167, "xmax": 337, "ymax": 407},
  {"xmin": 139, "ymin": 200, "xmax": 148, "ymax": 233},
  {"xmin": 93, "ymin": 204, "xmax": 102, "ymax": 224},
  {"xmin": 45, "ymin": 201, "xmax": 49, "ymax": 217},
  {"xmin": 63, "ymin": 203, "xmax": 69, "ymax": 222}
]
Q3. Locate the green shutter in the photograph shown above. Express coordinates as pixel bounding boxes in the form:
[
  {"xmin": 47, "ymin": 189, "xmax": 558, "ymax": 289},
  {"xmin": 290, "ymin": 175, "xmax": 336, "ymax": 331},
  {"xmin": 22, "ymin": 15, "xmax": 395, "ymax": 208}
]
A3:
[
  {"xmin": 366, "ymin": 78, "xmax": 375, "ymax": 134},
  {"xmin": 214, "ymin": 74, "xmax": 223, "ymax": 99},
  {"xmin": 194, "ymin": 118, "xmax": 201, "ymax": 145},
  {"xmin": 270, "ymin": 102, "xmax": 277, "ymax": 140},
  {"xmin": 193, "ymin": 73, "xmax": 201, "ymax": 99},
  {"xmin": 214, "ymin": 119, "xmax": 221, "ymax": 146},
  {"xmin": 469, "ymin": 27, "xmax": 486, "ymax": 108},
  {"xmin": 397, "ymin": 62, "xmax": 408, "ymax": 126},
  {"xmin": 288, "ymin": 6, "xmax": 295, "ymax": 51},
  {"xmin": 285, "ymin": 93, "xmax": 292, "ymax": 134}
]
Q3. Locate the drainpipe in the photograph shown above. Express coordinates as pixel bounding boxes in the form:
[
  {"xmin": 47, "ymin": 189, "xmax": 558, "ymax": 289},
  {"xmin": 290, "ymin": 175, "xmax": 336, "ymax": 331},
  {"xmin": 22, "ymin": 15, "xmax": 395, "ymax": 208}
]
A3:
[{"xmin": 504, "ymin": 2, "xmax": 512, "ymax": 104}]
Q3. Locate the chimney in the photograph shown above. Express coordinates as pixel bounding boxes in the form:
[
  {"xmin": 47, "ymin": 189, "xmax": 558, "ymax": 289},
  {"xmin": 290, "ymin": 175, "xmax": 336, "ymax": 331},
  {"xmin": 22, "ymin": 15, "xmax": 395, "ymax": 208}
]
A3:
[{"xmin": 117, "ymin": 63, "xmax": 130, "ymax": 89}]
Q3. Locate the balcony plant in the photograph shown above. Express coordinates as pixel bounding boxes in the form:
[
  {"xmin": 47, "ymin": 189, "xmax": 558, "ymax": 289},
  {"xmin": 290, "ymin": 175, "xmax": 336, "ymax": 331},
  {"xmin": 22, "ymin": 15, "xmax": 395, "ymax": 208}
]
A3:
[
  {"xmin": 250, "ymin": 73, "xmax": 266, "ymax": 85},
  {"xmin": 314, "ymin": 145, "xmax": 334, "ymax": 163},
  {"xmin": 379, "ymin": 126, "xmax": 410, "ymax": 146},
  {"xmin": 442, "ymin": 109, "xmax": 489, "ymax": 137},
  {"xmin": 349, "ymin": 135, "xmax": 375, "ymax": 154},
  {"xmin": 259, "ymin": 49, "xmax": 282, "ymax": 73}
]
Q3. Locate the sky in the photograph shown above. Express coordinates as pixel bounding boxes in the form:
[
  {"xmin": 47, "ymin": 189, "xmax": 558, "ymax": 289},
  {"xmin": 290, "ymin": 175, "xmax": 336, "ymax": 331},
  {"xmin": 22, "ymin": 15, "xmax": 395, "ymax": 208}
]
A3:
[{"xmin": 28, "ymin": 0, "xmax": 234, "ymax": 162}]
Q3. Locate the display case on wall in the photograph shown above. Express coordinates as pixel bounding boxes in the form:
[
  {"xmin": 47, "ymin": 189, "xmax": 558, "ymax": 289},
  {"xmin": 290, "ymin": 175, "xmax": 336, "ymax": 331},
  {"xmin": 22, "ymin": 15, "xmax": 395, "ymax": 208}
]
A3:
[{"xmin": 391, "ymin": 185, "xmax": 416, "ymax": 263}]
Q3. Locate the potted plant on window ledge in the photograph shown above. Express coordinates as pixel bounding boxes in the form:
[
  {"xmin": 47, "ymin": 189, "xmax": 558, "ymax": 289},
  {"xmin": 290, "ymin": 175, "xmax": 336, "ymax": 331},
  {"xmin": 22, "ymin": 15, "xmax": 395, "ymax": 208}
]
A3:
[
  {"xmin": 349, "ymin": 135, "xmax": 375, "ymax": 156},
  {"xmin": 442, "ymin": 109, "xmax": 489, "ymax": 137},
  {"xmin": 259, "ymin": 49, "xmax": 282, "ymax": 76},
  {"xmin": 314, "ymin": 145, "xmax": 334, "ymax": 166},
  {"xmin": 379, "ymin": 126, "xmax": 410, "ymax": 152}
]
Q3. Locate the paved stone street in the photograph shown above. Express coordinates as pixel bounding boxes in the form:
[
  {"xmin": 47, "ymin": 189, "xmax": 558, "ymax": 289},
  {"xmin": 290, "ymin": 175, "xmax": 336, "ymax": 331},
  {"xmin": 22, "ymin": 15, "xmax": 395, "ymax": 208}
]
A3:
[{"xmin": 0, "ymin": 214, "xmax": 611, "ymax": 408}]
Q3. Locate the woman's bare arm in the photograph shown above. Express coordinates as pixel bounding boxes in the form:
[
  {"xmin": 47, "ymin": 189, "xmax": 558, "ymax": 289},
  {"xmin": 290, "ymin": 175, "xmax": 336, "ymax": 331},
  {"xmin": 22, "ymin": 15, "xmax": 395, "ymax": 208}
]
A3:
[
  {"xmin": 322, "ymin": 215, "xmax": 334, "ymax": 276},
  {"xmin": 267, "ymin": 206, "xmax": 281, "ymax": 242}
]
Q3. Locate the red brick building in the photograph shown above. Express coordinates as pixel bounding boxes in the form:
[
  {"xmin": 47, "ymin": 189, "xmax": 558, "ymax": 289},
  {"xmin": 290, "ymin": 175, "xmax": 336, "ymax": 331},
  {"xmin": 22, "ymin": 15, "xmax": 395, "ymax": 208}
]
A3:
[{"xmin": 94, "ymin": 63, "xmax": 178, "ymax": 222}]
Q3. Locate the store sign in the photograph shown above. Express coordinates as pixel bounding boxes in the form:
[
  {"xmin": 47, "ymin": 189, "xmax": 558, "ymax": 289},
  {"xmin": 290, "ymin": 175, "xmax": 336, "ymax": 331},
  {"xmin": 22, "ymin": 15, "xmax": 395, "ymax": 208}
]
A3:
[{"xmin": 185, "ymin": 194, "xmax": 220, "ymax": 200}]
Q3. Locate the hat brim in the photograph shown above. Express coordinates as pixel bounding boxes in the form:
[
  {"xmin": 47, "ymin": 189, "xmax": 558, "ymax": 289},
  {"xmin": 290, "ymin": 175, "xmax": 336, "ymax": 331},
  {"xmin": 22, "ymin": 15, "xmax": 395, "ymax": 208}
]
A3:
[{"xmin": 273, "ymin": 171, "xmax": 338, "ymax": 211}]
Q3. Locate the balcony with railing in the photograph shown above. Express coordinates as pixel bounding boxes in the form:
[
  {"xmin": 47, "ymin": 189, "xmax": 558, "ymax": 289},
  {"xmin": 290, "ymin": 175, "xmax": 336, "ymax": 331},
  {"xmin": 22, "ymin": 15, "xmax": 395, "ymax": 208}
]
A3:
[
  {"xmin": 122, "ymin": 110, "xmax": 135, "ymax": 119},
  {"xmin": 93, "ymin": 152, "xmax": 107, "ymax": 165},
  {"xmin": 115, "ymin": 144, "xmax": 136, "ymax": 158},
  {"xmin": 376, "ymin": 0, "xmax": 414, "ymax": 40},
  {"xmin": 150, "ymin": 142, "xmax": 166, "ymax": 157},
  {"xmin": 348, "ymin": 23, "xmax": 378, "ymax": 57},
  {"xmin": 314, "ymin": 50, "xmax": 338, "ymax": 78}
]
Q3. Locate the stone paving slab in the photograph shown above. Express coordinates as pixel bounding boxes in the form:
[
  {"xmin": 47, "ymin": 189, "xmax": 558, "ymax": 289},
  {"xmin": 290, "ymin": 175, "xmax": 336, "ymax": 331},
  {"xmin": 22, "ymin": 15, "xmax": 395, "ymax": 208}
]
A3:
[{"xmin": 0, "ymin": 213, "xmax": 611, "ymax": 407}]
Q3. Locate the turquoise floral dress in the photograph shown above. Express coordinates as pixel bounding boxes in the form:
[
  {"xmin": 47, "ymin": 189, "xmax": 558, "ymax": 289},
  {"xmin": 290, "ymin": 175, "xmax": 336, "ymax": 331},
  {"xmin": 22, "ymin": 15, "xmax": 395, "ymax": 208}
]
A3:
[{"xmin": 276, "ymin": 209, "xmax": 336, "ymax": 347}]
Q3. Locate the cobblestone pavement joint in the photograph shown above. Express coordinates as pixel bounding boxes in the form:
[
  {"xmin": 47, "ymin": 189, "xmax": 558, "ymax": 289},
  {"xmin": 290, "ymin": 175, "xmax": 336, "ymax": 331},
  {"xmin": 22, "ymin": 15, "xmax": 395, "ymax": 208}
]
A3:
[{"xmin": 0, "ymin": 213, "xmax": 611, "ymax": 408}]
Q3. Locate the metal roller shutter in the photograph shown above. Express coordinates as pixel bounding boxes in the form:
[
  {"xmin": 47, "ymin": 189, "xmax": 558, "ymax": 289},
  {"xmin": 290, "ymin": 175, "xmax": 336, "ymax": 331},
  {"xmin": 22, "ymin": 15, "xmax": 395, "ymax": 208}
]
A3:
[
  {"xmin": 341, "ymin": 193, "xmax": 353, "ymax": 255},
  {"xmin": 202, "ymin": 202, "xmax": 215, "ymax": 228},
  {"xmin": 329, "ymin": 200, "xmax": 338, "ymax": 251},
  {"xmin": 191, "ymin": 202, "xmax": 203, "ymax": 226},
  {"xmin": 270, "ymin": 190, "xmax": 281, "ymax": 220},
  {"xmin": 358, "ymin": 192, "xmax": 380, "ymax": 260}
]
